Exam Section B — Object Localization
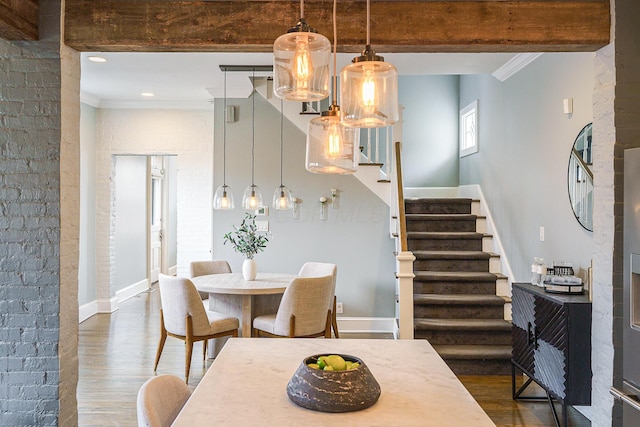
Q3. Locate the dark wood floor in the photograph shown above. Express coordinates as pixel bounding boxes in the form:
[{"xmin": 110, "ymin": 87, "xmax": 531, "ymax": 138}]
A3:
[{"xmin": 77, "ymin": 286, "xmax": 590, "ymax": 426}]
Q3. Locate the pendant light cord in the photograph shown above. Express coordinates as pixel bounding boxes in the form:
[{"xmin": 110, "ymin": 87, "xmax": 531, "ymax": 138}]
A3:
[
  {"xmin": 223, "ymin": 69, "xmax": 227, "ymax": 186},
  {"xmin": 300, "ymin": 0, "xmax": 304, "ymax": 19},
  {"xmin": 251, "ymin": 68, "xmax": 256, "ymax": 186},
  {"xmin": 280, "ymin": 98, "xmax": 284, "ymax": 186},
  {"xmin": 332, "ymin": 0, "xmax": 337, "ymax": 105},
  {"xmin": 366, "ymin": 0, "xmax": 370, "ymax": 45}
]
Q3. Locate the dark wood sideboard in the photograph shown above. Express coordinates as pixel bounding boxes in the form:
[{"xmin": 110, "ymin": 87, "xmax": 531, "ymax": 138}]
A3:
[{"xmin": 511, "ymin": 282, "xmax": 592, "ymax": 427}]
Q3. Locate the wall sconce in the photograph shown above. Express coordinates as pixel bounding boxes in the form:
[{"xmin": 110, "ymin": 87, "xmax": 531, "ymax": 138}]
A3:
[
  {"xmin": 320, "ymin": 196, "xmax": 328, "ymax": 221},
  {"xmin": 292, "ymin": 197, "xmax": 301, "ymax": 220},
  {"xmin": 331, "ymin": 188, "xmax": 339, "ymax": 209}
]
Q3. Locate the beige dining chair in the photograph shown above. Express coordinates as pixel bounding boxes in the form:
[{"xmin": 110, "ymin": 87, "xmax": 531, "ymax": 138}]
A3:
[
  {"xmin": 155, "ymin": 274, "xmax": 239, "ymax": 383},
  {"xmin": 136, "ymin": 374, "xmax": 191, "ymax": 427},
  {"xmin": 189, "ymin": 260, "xmax": 232, "ymax": 300},
  {"xmin": 298, "ymin": 262, "xmax": 339, "ymax": 338},
  {"xmin": 252, "ymin": 275, "xmax": 333, "ymax": 338}
]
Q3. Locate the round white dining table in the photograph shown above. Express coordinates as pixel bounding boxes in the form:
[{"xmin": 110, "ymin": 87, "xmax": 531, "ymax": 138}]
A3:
[{"xmin": 191, "ymin": 272, "xmax": 295, "ymax": 338}]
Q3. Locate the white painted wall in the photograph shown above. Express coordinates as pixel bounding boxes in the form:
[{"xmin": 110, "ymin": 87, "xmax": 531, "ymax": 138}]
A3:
[
  {"xmin": 398, "ymin": 75, "xmax": 460, "ymax": 187},
  {"xmin": 459, "ymin": 53, "xmax": 596, "ymax": 283},
  {"xmin": 113, "ymin": 156, "xmax": 147, "ymax": 291}
]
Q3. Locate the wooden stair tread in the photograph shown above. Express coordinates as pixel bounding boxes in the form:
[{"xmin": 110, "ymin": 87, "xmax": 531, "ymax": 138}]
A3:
[
  {"xmin": 413, "ymin": 271, "xmax": 500, "ymax": 281},
  {"xmin": 407, "ymin": 231, "xmax": 484, "ymax": 240},
  {"xmin": 358, "ymin": 162, "xmax": 383, "ymax": 167},
  {"xmin": 433, "ymin": 345, "xmax": 512, "ymax": 360},
  {"xmin": 405, "ymin": 198, "xmax": 473, "ymax": 204},
  {"xmin": 406, "ymin": 214, "xmax": 477, "ymax": 220},
  {"xmin": 414, "ymin": 294, "xmax": 506, "ymax": 306},
  {"xmin": 414, "ymin": 318, "xmax": 512, "ymax": 331},
  {"xmin": 413, "ymin": 250, "xmax": 490, "ymax": 259}
]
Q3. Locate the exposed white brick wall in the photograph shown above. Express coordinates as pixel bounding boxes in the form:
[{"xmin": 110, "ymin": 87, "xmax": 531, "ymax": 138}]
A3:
[
  {"xmin": 59, "ymin": 43, "xmax": 81, "ymax": 426},
  {"xmin": 94, "ymin": 108, "xmax": 214, "ymax": 305},
  {"xmin": 592, "ymin": 40, "xmax": 617, "ymax": 426}
]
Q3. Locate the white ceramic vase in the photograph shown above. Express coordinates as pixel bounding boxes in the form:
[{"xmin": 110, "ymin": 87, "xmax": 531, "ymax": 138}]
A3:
[{"xmin": 242, "ymin": 258, "xmax": 257, "ymax": 281}]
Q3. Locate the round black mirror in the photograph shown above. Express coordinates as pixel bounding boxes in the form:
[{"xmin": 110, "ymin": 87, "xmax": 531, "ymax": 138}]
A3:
[{"xmin": 567, "ymin": 123, "xmax": 593, "ymax": 231}]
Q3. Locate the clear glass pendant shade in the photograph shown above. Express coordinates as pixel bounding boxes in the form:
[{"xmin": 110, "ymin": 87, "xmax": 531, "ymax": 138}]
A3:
[
  {"xmin": 272, "ymin": 185, "xmax": 293, "ymax": 210},
  {"xmin": 273, "ymin": 25, "xmax": 331, "ymax": 102},
  {"xmin": 242, "ymin": 184, "xmax": 263, "ymax": 210},
  {"xmin": 306, "ymin": 107, "xmax": 359, "ymax": 174},
  {"xmin": 340, "ymin": 48, "xmax": 399, "ymax": 128},
  {"xmin": 213, "ymin": 184, "xmax": 235, "ymax": 210}
]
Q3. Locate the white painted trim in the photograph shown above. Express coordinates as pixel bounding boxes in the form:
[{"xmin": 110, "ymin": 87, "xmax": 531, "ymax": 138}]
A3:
[
  {"xmin": 79, "ymin": 300, "xmax": 98, "ymax": 323},
  {"xmin": 404, "ymin": 187, "xmax": 460, "ymax": 198},
  {"xmin": 336, "ymin": 317, "xmax": 396, "ymax": 334},
  {"xmin": 459, "ymin": 184, "xmax": 515, "ymax": 296},
  {"xmin": 168, "ymin": 265, "xmax": 178, "ymax": 276},
  {"xmin": 492, "ymin": 53, "xmax": 544, "ymax": 82},
  {"xmin": 80, "ymin": 92, "xmax": 101, "ymax": 108},
  {"xmin": 116, "ymin": 279, "xmax": 150, "ymax": 304},
  {"xmin": 96, "ymin": 297, "xmax": 119, "ymax": 314},
  {"xmin": 98, "ymin": 100, "xmax": 214, "ymax": 110}
]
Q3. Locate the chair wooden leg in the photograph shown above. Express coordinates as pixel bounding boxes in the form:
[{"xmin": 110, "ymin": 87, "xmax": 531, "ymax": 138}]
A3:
[
  {"xmin": 289, "ymin": 314, "xmax": 296, "ymax": 338},
  {"xmin": 202, "ymin": 339, "xmax": 207, "ymax": 360},
  {"xmin": 324, "ymin": 310, "xmax": 332, "ymax": 338},
  {"xmin": 185, "ymin": 315, "xmax": 194, "ymax": 384},
  {"xmin": 332, "ymin": 295, "xmax": 340, "ymax": 338},
  {"xmin": 154, "ymin": 310, "xmax": 167, "ymax": 371}
]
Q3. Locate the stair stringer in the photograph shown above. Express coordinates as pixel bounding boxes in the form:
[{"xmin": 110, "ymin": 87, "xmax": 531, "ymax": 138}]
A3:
[{"xmin": 254, "ymin": 79, "xmax": 392, "ymax": 207}]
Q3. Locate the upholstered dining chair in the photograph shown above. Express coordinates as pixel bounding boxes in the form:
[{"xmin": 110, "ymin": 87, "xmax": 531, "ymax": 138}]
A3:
[
  {"xmin": 298, "ymin": 262, "xmax": 339, "ymax": 338},
  {"xmin": 155, "ymin": 274, "xmax": 239, "ymax": 383},
  {"xmin": 137, "ymin": 374, "xmax": 191, "ymax": 427},
  {"xmin": 252, "ymin": 275, "xmax": 333, "ymax": 338},
  {"xmin": 189, "ymin": 260, "xmax": 232, "ymax": 300}
]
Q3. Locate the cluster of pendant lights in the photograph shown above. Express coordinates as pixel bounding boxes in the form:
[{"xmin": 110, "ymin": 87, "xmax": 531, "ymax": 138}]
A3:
[
  {"xmin": 274, "ymin": 0, "xmax": 398, "ymax": 174},
  {"xmin": 214, "ymin": 0, "xmax": 397, "ymax": 211},
  {"xmin": 214, "ymin": 67, "xmax": 293, "ymax": 211}
]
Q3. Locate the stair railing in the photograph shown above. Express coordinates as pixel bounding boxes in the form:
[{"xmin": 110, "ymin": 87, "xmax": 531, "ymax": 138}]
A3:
[{"xmin": 391, "ymin": 141, "xmax": 415, "ymax": 339}]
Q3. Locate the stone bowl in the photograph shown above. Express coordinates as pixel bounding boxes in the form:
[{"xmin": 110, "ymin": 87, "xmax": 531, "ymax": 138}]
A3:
[{"xmin": 286, "ymin": 354, "xmax": 381, "ymax": 413}]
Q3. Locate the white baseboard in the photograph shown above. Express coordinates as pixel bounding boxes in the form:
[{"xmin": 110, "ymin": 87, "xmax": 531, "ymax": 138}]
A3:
[
  {"xmin": 459, "ymin": 184, "xmax": 515, "ymax": 296},
  {"xmin": 168, "ymin": 265, "xmax": 177, "ymax": 276},
  {"xmin": 336, "ymin": 317, "xmax": 396, "ymax": 334},
  {"xmin": 96, "ymin": 296, "xmax": 118, "ymax": 314},
  {"xmin": 116, "ymin": 279, "xmax": 149, "ymax": 304},
  {"xmin": 79, "ymin": 300, "xmax": 98, "ymax": 323}
]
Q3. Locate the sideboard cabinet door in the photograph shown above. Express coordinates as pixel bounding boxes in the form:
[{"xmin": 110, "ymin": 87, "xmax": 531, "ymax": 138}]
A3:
[{"xmin": 511, "ymin": 283, "xmax": 592, "ymax": 406}]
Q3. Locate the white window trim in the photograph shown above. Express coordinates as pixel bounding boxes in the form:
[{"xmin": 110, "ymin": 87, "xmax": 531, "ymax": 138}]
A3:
[{"xmin": 459, "ymin": 100, "xmax": 478, "ymax": 157}]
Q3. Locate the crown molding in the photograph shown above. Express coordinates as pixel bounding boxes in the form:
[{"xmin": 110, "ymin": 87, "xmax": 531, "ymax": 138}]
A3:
[{"xmin": 492, "ymin": 53, "xmax": 544, "ymax": 82}]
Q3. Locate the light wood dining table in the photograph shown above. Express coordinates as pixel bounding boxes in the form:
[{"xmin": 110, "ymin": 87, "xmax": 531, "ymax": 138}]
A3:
[
  {"xmin": 191, "ymin": 272, "xmax": 295, "ymax": 338},
  {"xmin": 172, "ymin": 338, "xmax": 496, "ymax": 426}
]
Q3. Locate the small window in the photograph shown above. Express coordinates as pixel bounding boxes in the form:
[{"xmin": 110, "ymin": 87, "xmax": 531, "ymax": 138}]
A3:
[{"xmin": 460, "ymin": 100, "xmax": 478, "ymax": 157}]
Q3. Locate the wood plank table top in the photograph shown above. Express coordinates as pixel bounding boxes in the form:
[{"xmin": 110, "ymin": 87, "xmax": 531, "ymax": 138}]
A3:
[{"xmin": 173, "ymin": 338, "xmax": 495, "ymax": 426}]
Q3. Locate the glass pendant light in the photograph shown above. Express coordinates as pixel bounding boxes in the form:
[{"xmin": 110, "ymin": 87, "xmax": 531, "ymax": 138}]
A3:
[
  {"xmin": 273, "ymin": 0, "xmax": 331, "ymax": 102},
  {"xmin": 213, "ymin": 69, "xmax": 234, "ymax": 210},
  {"xmin": 273, "ymin": 99, "xmax": 294, "ymax": 210},
  {"xmin": 242, "ymin": 69, "xmax": 264, "ymax": 210},
  {"xmin": 306, "ymin": 0, "xmax": 359, "ymax": 174},
  {"xmin": 340, "ymin": 0, "xmax": 398, "ymax": 128}
]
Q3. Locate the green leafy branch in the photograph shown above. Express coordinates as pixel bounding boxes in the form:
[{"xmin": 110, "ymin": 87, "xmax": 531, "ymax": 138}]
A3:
[{"xmin": 223, "ymin": 213, "xmax": 269, "ymax": 259}]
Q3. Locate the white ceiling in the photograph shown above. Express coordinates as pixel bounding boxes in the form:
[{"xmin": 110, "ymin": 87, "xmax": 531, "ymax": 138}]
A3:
[{"xmin": 80, "ymin": 51, "xmax": 519, "ymax": 109}]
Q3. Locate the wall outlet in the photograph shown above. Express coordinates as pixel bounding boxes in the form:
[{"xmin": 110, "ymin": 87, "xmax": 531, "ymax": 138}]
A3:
[
  {"xmin": 256, "ymin": 220, "xmax": 269, "ymax": 232},
  {"xmin": 336, "ymin": 302, "xmax": 343, "ymax": 314},
  {"xmin": 539, "ymin": 226, "xmax": 545, "ymax": 241}
]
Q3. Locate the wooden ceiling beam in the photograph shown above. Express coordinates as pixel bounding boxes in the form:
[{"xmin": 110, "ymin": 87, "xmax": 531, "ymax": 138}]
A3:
[
  {"xmin": 0, "ymin": 0, "xmax": 38, "ymax": 40},
  {"xmin": 64, "ymin": 1, "xmax": 610, "ymax": 53}
]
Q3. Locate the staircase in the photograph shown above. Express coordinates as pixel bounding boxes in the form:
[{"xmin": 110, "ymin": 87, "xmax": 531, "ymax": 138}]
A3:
[{"xmin": 407, "ymin": 198, "xmax": 512, "ymax": 375}]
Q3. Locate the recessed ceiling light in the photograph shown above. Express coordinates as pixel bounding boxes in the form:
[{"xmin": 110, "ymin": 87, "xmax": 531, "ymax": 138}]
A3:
[
  {"xmin": 87, "ymin": 56, "xmax": 107, "ymax": 63},
  {"xmin": 141, "ymin": 92, "xmax": 155, "ymax": 97}
]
